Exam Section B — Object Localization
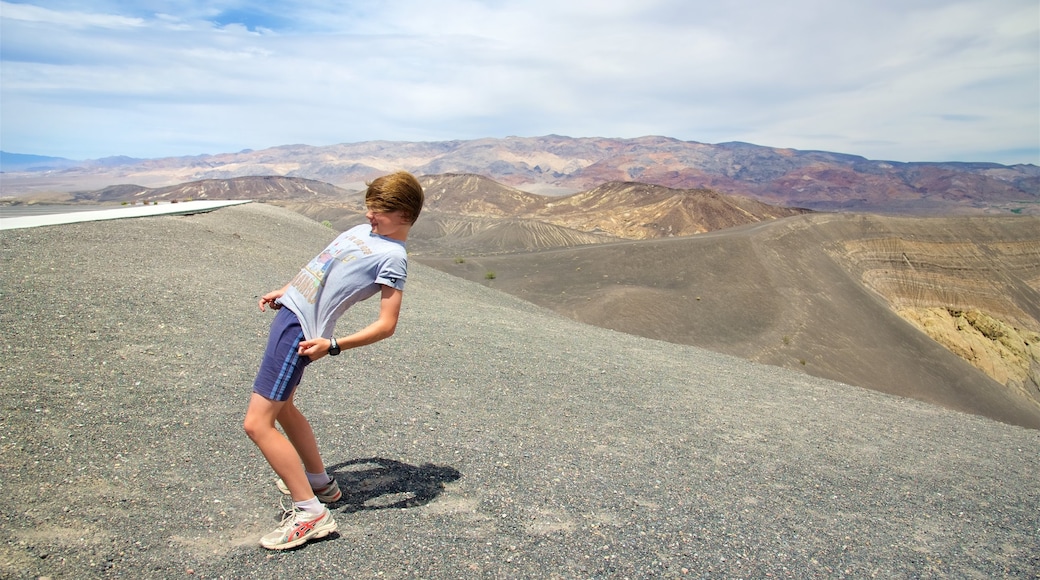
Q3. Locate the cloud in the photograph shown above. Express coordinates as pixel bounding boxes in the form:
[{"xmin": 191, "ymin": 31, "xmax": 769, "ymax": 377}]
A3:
[
  {"xmin": 1, "ymin": 0, "xmax": 1037, "ymax": 164},
  {"xmin": 0, "ymin": 1, "xmax": 145, "ymax": 29}
]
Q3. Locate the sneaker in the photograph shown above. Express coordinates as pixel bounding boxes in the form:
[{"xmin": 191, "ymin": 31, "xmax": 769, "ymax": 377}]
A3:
[
  {"xmin": 275, "ymin": 477, "xmax": 342, "ymax": 503},
  {"xmin": 260, "ymin": 505, "xmax": 337, "ymax": 550}
]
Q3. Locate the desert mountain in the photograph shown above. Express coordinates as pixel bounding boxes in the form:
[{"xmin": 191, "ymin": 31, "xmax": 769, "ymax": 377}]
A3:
[
  {"xmin": 3, "ymin": 135, "xmax": 1037, "ymax": 213},
  {"xmin": 419, "ymin": 174, "xmax": 810, "ymax": 240},
  {"xmin": 528, "ymin": 181, "xmax": 808, "ymax": 238}
]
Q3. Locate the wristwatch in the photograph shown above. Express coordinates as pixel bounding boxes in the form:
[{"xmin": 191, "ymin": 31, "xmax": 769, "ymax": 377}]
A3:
[{"xmin": 328, "ymin": 337, "xmax": 341, "ymax": 356}]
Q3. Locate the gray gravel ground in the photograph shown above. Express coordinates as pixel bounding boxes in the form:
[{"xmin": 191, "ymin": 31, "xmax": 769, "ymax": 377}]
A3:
[{"xmin": 1, "ymin": 203, "xmax": 1038, "ymax": 579}]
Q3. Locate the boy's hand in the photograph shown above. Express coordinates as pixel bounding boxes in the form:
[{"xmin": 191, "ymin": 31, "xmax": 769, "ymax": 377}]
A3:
[
  {"xmin": 258, "ymin": 290, "xmax": 285, "ymax": 311},
  {"xmin": 297, "ymin": 338, "xmax": 331, "ymax": 361}
]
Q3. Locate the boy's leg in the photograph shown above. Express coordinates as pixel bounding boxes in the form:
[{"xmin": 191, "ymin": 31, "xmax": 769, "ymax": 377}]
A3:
[
  {"xmin": 244, "ymin": 392, "xmax": 314, "ymax": 502},
  {"xmin": 277, "ymin": 392, "xmax": 326, "ymax": 475}
]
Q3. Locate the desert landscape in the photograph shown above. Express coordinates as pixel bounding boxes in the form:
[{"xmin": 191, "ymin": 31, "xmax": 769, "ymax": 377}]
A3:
[
  {"xmin": 3, "ymin": 0, "xmax": 1036, "ymax": 573},
  {"xmin": 1, "ymin": 203, "xmax": 1037, "ymax": 578},
  {"xmin": 3, "ymin": 137, "xmax": 1039, "ymax": 429}
]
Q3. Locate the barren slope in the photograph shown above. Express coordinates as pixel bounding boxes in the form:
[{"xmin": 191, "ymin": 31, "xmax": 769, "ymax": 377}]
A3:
[
  {"xmin": 416, "ymin": 214, "xmax": 1040, "ymax": 428},
  {"xmin": 3, "ymin": 203, "xmax": 1038, "ymax": 578},
  {"xmin": 421, "ymin": 174, "xmax": 546, "ymax": 216},
  {"xmin": 406, "ymin": 211, "xmax": 620, "ymax": 255},
  {"xmin": 276, "ymin": 202, "xmax": 621, "ymax": 255}
]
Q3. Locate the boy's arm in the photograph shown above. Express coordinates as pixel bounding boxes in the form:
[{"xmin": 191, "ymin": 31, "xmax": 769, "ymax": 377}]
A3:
[
  {"xmin": 258, "ymin": 283, "xmax": 291, "ymax": 312},
  {"xmin": 297, "ymin": 285, "xmax": 403, "ymax": 359}
]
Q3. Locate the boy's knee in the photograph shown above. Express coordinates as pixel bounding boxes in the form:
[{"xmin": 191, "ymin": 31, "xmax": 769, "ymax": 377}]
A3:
[{"xmin": 243, "ymin": 414, "xmax": 268, "ymax": 441}]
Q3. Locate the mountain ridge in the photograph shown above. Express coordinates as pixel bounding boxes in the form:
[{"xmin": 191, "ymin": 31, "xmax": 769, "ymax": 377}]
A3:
[{"xmin": 3, "ymin": 135, "xmax": 1036, "ymax": 214}]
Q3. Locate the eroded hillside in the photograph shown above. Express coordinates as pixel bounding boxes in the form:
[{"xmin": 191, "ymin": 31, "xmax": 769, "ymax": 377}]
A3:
[
  {"xmin": 827, "ymin": 218, "xmax": 1040, "ymax": 409},
  {"xmin": 532, "ymin": 181, "xmax": 808, "ymax": 238},
  {"xmin": 417, "ymin": 214, "xmax": 1040, "ymax": 428},
  {"xmin": 418, "ymin": 174, "xmax": 808, "ymax": 240},
  {"xmin": 899, "ymin": 308, "xmax": 1039, "ymax": 408}
]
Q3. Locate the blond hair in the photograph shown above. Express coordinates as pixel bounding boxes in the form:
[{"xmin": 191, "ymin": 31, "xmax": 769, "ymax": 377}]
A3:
[{"xmin": 365, "ymin": 171, "xmax": 424, "ymax": 224}]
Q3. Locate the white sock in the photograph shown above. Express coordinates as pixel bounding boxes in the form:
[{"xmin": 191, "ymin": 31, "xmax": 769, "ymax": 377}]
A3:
[
  {"xmin": 306, "ymin": 470, "xmax": 332, "ymax": 488},
  {"xmin": 294, "ymin": 496, "xmax": 324, "ymax": 516}
]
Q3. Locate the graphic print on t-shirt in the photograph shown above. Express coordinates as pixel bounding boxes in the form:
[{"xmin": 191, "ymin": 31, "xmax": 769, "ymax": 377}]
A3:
[{"xmin": 289, "ymin": 240, "xmax": 359, "ymax": 304}]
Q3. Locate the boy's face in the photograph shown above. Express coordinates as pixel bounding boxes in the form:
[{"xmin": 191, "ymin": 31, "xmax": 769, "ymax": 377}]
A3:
[{"xmin": 366, "ymin": 207, "xmax": 411, "ymax": 241}]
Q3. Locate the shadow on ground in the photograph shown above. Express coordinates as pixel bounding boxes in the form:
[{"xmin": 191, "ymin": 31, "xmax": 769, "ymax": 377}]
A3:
[{"xmin": 327, "ymin": 457, "xmax": 462, "ymax": 513}]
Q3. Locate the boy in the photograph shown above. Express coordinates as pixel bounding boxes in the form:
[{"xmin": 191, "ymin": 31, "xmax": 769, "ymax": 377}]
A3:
[{"xmin": 243, "ymin": 171, "xmax": 424, "ymax": 550}]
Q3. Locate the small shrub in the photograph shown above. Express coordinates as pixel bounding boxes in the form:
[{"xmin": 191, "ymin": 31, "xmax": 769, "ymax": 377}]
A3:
[
  {"xmin": 322, "ymin": 220, "xmax": 333, "ymax": 228},
  {"xmin": 485, "ymin": 271, "xmax": 496, "ymax": 280},
  {"xmin": 454, "ymin": 257, "xmax": 466, "ymax": 264}
]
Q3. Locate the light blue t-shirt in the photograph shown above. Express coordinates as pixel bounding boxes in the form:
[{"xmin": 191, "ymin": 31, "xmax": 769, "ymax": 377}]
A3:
[{"xmin": 278, "ymin": 224, "xmax": 407, "ymax": 340}]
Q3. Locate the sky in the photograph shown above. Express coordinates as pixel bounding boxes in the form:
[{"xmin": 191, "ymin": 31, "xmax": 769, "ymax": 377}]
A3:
[{"xmin": 1, "ymin": 0, "xmax": 1038, "ymax": 165}]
